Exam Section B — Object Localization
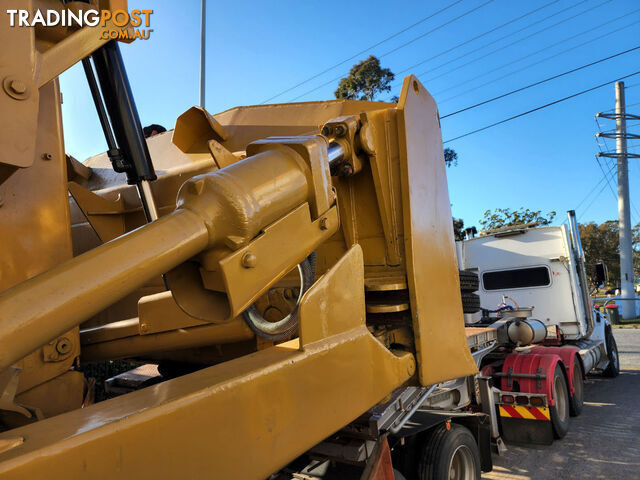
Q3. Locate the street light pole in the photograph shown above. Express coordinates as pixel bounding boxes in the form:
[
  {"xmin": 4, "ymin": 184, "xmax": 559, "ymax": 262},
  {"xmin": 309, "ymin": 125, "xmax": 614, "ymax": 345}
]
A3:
[{"xmin": 199, "ymin": 0, "xmax": 206, "ymax": 108}]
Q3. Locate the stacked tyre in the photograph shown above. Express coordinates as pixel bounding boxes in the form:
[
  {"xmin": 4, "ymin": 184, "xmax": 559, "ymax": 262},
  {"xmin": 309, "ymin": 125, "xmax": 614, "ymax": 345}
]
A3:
[{"xmin": 459, "ymin": 270, "xmax": 481, "ymax": 314}]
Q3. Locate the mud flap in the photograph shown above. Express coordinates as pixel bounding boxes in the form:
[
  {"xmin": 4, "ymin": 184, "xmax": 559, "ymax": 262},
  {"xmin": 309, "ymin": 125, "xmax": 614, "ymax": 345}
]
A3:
[
  {"xmin": 362, "ymin": 435, "xmax": 395, "ymax": 480},
  {"xmin": 500, "ymin": 417, "xmax": 554, "ymax": 445}
]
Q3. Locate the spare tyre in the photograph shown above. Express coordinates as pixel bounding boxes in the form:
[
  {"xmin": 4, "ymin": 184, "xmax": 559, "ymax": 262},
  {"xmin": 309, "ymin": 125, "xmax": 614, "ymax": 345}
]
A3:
[
  {"xmin": 459, "ymin": 270, "xmax": 479, "ymax": 292},
  {"xmin": 461, "ymin": 292, "xmax": 481, "ymax": 314}
]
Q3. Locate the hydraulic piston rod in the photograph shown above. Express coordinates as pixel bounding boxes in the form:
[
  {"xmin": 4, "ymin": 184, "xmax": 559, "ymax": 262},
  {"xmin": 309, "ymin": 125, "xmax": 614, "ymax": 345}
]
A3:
[
  {"xmin": 0, "ymin": 141, "xmax": 331, "ymax": 372},
  {"xmin": 0, "ymin": 209, "xmax": 209, "ymax": 372}
]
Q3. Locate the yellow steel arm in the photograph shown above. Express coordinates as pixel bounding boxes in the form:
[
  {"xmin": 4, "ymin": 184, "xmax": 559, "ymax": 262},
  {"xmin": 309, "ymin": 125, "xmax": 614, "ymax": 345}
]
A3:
[{"xmin": 0, "ymin": 246, "xmax": 414, "ymax": 479}]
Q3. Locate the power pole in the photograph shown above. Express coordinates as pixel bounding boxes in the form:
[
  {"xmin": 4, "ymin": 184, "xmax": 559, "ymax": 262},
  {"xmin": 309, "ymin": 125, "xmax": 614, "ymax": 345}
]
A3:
[
  {"xmin": 199, "ymin": 0, "xmax": 206, "ymax": 108},
  {"xmin": 596, "ymin": 82, "xmax": 640, "ymax": 319}
]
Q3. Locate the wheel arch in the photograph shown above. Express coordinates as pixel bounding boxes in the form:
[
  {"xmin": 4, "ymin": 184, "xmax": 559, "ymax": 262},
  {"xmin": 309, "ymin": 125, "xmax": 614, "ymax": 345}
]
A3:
[{"xmin": 501, "ymin": 352, "xmax": 567, "ymax": 406}]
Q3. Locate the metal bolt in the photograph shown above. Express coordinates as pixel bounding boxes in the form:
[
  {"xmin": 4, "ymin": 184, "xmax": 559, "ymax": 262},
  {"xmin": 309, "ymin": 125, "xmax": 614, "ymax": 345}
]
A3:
[
  {"xmin": 140, "ymin": 323, "xmax": 148, "ymax": 333},
  {"xmin": 55, "ymin": 337, "xmax": 71, "ymax": 354},
  {"xmin": 319, "ymin": 217, "xmax": 329, "ymax": 230},
  {"xmin": 241, "ymin": 252, "xmax": 257, "ymax": 268},
  {"xmin": 334, "ymin": 125, "xmax": 346, "ymax": 136},
  {"xmin": 321, "ymin": 125, "xmax": 332, "ymax": 137},
  {"xmin": 339, "ymin": 163, "xmax": 354, "ymax": 176},
  {"xmin": 42, "ymin": 153, "xmax": 52, "ymax": 160},
  {"xmin": 9, "ymin": 80, "xmax": 26, "ymax": 94}
]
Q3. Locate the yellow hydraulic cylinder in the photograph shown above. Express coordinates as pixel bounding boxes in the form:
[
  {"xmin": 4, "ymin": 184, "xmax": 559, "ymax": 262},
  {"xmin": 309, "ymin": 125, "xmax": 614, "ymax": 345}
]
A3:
[
  {"xmin": 0, "ymin": 209, "xmax": 209, "ymax": 372},
  {"xmin": 0, "ymin": 141, "xmax": 330, "ymax": 372}
]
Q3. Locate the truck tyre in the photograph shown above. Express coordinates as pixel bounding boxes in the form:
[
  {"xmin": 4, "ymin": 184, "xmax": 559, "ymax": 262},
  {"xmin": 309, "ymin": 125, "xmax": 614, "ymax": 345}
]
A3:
[
  {"xmin": 459, "ymin": 270, "xmax": 479, "ymax": 292},
  {"xmin": 603, "ymin": 330, "xmax": 620, "ymax": 378},
  {"xmin": 569, "ymin": 361, "xmax": 584, "ymax": 417},
  {"xmin": 417, "ymin": 423, "xmax": 481, "ymax": 480},
  {"xmin": 550, "ymin": 364, "xmax": 570, "ymax": 439},
  {"xmin": 461, "ymin": 293, "xmax": 481, "ymax": 314}
]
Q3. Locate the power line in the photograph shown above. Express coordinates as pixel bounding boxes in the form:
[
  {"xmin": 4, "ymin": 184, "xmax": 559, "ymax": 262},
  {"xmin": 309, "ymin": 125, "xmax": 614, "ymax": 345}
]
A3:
[
  {"xmin": 575, "ymin": 162, "xmax": 616, "ymax": 214},
  {"xmin": 393, "ymin": 0, "xmax": 561, "ymax": 77},
  {"xmin": 580, "ymin": 161, "xmax": 617, "ymax": 217},
  {"xmin": 420, "ymin": 0, "xmax": 603, "ymax": 88},
  {"xmin": 288, "ymin": 0, "xmax": 495, "ymax": 102},
  {"xmin": 437, "ymin": 17, "xmax": 640, "ymax": 105},
  {"xmin": 378, "ymin": 0, "xmax": 495, "ymax": 58},
  {"xmin": 596, "ymin": 156, "xmax": 617, "ymax": 201},
  {"xmin": 258, "ymin": 0, "xmax": 465, "ymax": 104},
  {"xmin": 439, "ymin": 46, "xmax": 640, "ymax": 119},
  {"xmin": 442, "ymin": 70, "xmax": 640, "ymax": 144},
  {"xmin": 435, "ymin": 4, "xmax": 638, "ymax": 101}
]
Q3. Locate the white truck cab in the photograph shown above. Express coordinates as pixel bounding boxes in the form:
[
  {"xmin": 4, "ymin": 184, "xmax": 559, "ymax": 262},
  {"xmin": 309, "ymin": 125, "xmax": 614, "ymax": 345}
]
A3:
[{"xmin": 456, "ymin": 212, "xmax": 615, "ymax": 375}]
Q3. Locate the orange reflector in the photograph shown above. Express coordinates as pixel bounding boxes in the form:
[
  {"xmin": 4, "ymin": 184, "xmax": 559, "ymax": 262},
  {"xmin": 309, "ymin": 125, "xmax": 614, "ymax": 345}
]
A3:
[
  {"xmin": 445, "ymin": 421, "xmax": 451, "ymax": 430},
  {"xmin": 530, "ymin": 396, "xmax": 544, "ymax": 406},
  {"xmin": 501, "ymin": 395, "xmax": 514, "ymax": 404},
  {"xmin": 515, "ymin": 395, "xmax": 529, "ymax": 405}
]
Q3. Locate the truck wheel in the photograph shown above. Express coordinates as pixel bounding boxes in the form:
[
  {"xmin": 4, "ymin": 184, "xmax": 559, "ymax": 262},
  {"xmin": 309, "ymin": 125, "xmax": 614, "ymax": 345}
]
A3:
[
  {"xmin": 550, "ymin": 364, "xmax": 570, "ymax": 439},
  {"xmin": 461, "ymin": 293, "xmax": 481, "ymax": 314},
  {"xmin": 569, "ymin": 362, "xmax": 584, "ymax": 417},
  {"xmin": 459, "ymin": 270, "xmax": 479, "ymax": 292},
  {"xmin": 417, "ymin": 423, "xmax": 481, "ymax": 480},
  {"xmin": 603, "ymin": 330, "xmax": 620, "ymax": 377}
]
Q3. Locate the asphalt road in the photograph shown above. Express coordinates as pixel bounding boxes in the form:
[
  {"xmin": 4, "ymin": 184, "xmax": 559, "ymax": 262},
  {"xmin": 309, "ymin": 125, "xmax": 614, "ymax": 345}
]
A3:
[{"xmin": 483, "ymin": 328, "xmax": 640, "ymax": 480}]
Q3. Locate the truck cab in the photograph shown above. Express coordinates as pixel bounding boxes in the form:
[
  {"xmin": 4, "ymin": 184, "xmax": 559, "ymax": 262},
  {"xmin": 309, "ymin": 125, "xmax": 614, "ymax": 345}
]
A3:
[{"xmin": 458, "ymin": 224, "xmax": 598, "ymax": 340}]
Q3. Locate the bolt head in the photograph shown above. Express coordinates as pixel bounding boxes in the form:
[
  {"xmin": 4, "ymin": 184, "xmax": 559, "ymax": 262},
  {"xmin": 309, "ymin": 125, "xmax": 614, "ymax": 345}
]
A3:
[
  {"xmin": 319, "ymin": 217, "xmax": 329, "ymax": 230},
  {"xmin": 10, "ymin": 80, "xmax": 26, "ymax": 94},
  {"xmin": 55, "ymin": 337, "xmax": 72, "ymax": 354},
  {"xmin": 241, "ymin": 252, "xmax": 257, "ymax": 268}
]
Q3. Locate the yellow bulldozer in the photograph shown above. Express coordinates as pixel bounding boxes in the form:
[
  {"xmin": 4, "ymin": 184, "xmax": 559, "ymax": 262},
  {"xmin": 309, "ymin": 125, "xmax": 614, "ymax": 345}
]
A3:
[{"xmin": 0, "ymin": 1, "xmax": 485, "ymax": 478}]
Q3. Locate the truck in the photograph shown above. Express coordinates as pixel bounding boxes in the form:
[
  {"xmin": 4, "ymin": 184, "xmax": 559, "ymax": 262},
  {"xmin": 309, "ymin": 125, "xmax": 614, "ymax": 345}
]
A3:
[
  {"xmin": 0, "ymin": 2, "xmax": 620, "ymax": 479},
  {"xmin": 0, "ymin": 2, "xmax": 489, "ymax": 479},
  {"xmin": 270, "ymin": 214, "xmax": 621, "ymax": 478}
]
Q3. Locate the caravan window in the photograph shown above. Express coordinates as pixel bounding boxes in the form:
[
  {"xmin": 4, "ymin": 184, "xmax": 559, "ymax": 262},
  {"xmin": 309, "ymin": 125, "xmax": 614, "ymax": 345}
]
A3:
[{"xmin": 482, "ymin": 266, "xmax": 551, "ymax": 291}]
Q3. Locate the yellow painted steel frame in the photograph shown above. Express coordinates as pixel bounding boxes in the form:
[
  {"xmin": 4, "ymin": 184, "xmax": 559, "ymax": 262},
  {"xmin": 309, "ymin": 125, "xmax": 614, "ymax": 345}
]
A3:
[
  {"xmin": 396, "ymin": 76, "xmax": 477, "ymax": 384},
  {"xmin": 0, "ymin": 246, "xmax": 414, "ymax": 479}
]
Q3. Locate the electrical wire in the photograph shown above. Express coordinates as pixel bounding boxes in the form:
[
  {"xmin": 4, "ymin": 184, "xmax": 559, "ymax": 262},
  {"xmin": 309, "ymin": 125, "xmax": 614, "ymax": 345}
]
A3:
[
  {"xmin": 439, "ymin": 46, "xmax": 640, "ymax": 119},
  {"xmin": 435, "ymin": 5, "xmax": 639, "ymax": 102},
  {"xmin": 574, "ymin": 162, "xmax": 616, "ymax": 214},
  {"xmin": 580, "ymin": 161, "xmax": 618, "ymax": 217},
  {"xmin": 389, "ymin": 0, "xmax": 589, "ymax": 90},
  {"xmin": 442, "ymin": 70, "xmax": 640, "ymax": 144},
  {"xmin": 393, "ymin": 0, "xmax": 561, "ymax": 77},
  {"xmin": 287, "ymin": 0, "xmax": 495, "ymax": 102},
  {"xmin": 258, "ymin": 0, "xmax": 465, "ymax": 104},
  {"xmin": 378, "ymin": 0, "xmax": 495, "ymax": 58}
]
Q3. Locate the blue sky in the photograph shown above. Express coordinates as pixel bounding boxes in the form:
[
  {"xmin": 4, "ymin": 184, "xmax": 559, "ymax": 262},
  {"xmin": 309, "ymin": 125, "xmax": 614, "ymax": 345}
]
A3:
[{"xmin": 60, "ymin": 0, "xmax": 640, "ymax": 229}]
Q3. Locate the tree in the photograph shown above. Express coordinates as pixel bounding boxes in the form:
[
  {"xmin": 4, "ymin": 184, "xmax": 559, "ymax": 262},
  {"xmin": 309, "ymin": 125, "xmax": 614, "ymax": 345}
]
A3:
[
  {"xmin": 453, "ymin": 217, "xmax": 465, "ymax": 241},
  {"xmin": 444, "ymin": 148, "xmax": 458, "ymax": 168},
  {"xmin": 479, "ymin": 208, "xmax": 556, "ymax": 231},
  {"xmin": 579, "ymin": 221, "xmax": 620, "ymax": 286},
  {"xmin": 335, "ymin": 56, "xmax": 394, "ymax": 101},
  {"xmin": 336, "ymin": 58, "xmax": 458, "ymax": 167}
]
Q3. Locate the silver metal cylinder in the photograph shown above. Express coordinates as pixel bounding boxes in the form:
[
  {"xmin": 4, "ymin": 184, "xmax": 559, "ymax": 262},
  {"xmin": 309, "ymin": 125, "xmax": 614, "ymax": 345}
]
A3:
[
  {"xmin": 137, "ymin": 180, "xmax": 159, "ymax": 221},
  {"xmin": 507, "ymin": 318, "xmax": 547, "ymax": 346},
  {"xmin": 327, "ymin": 142, "xmax": 344, "ymax": 167}
]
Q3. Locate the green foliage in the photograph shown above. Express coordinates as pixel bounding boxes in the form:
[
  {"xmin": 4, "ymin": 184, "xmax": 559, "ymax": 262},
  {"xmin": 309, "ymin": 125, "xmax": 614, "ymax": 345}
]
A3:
[
  {"xmin": 334, "ymin": 56, "xmax": 394, "ymax": 101},
  {"xmin": 444, "ymin": 148, "xmax": 458, "ymax": 168},
  {"xmin": 453, "ymin": 217, "xmax": 465, "ymax": 241},
  {"xmin": 336, "ymin": 58, "xmax": 458, "ymax": 168},
  {"xmin": 479, "ymin": 208, "xmax": 556, "ymax": 231},
  {"xmin": 580, "ymin": 221, "xmax": 640, "ymax": 285},
  {"xmin": 579, "ymin": 221, "xmax": 620, "ymax": 285}
]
